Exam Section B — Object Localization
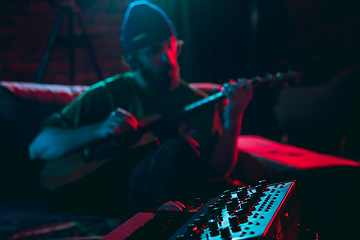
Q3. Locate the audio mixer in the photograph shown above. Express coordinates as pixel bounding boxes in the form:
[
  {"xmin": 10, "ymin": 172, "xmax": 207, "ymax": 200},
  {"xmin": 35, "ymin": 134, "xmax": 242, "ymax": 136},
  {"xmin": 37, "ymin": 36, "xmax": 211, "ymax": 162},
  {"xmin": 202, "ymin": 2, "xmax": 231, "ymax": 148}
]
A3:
[{"xmin": 103, "ymin": 180, "xmax": 299, "ymax": 240}]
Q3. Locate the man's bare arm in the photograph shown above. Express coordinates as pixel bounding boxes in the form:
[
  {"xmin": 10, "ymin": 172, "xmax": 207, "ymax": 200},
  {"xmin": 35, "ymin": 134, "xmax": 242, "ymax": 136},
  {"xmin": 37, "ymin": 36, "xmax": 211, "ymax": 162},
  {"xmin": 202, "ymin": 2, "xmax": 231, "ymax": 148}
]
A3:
[
  {"xmin": 29, "ymin": 108, "xmax": 138, "ymax": 160},
  {"xmin": 29, "ymin": 123, "xmax": 106, "ymax": 160},
  {"xmin": 209, "ymin": 79, "xmax": 253, "ymax": 178}
]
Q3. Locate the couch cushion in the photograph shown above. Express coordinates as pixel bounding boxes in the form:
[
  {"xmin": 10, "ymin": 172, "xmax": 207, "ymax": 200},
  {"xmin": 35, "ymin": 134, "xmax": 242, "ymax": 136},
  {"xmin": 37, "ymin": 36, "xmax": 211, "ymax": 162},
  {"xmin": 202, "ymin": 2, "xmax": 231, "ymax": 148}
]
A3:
[
  {"xmin": 237, "ymin": 135, "xmax": 360, "ymax": 169},
  {"xmin": 1, "ymin": 81, "xmax": 89, "ymax": 106}
]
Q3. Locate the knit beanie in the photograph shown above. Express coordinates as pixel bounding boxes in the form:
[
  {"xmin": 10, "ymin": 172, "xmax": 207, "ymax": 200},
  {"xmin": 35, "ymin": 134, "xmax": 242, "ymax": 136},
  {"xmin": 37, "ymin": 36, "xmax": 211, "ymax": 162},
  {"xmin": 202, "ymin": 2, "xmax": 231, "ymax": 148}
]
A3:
[{"xmin": 120, "ymin": 1, "xmax": 177, "ymax": 55}]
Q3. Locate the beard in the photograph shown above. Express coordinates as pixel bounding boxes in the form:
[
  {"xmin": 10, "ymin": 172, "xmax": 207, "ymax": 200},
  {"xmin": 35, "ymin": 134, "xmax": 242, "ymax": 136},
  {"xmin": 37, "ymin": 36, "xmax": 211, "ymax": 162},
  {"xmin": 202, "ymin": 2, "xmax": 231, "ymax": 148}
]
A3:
[{"xmin": 138, "ymin": 62, "xmax": 179, "ymax": 94}]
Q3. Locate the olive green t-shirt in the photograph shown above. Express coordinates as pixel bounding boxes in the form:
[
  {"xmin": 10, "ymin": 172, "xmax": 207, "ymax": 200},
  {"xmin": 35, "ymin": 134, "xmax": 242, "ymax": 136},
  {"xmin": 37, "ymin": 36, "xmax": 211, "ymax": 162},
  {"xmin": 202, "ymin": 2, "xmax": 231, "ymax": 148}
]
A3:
[{"xmin": 44, "ymin": 72, "xmax": 221, "ymax": 148}]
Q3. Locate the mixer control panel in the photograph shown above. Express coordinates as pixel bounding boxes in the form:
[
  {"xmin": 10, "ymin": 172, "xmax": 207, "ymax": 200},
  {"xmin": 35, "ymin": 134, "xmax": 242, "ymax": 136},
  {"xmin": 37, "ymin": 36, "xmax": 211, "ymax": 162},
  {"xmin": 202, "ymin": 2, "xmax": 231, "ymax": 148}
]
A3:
[
  {"xmin": 102, "ymin": 180, "xmax": 299, "ymax": 240},
  {"xmin": 170, "ymin": 180, "xmax": 299, "ymax": 240}
]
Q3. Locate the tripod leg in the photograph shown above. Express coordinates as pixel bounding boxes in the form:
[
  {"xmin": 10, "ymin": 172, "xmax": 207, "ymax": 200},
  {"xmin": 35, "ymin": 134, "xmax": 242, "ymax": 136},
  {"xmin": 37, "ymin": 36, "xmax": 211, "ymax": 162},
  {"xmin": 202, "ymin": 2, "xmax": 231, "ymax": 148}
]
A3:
[
  {"xmin": 68, "ymin": 6, "xmax": 75, "ymax": 85},
  {"xmin": 76, "ymin": 14, "xmax": 103, "ymax": 82},
  {"xmin": 35, "ymin": 8, "xmax": 66, "ymax": 83}
]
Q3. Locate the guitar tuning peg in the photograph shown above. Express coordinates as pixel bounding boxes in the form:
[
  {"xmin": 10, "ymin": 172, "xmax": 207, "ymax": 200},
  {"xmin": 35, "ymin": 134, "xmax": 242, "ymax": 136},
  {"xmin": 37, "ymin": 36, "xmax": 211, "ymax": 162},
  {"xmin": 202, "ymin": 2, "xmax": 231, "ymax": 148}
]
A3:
[
  {"xmin": 276, "ymin": 72, "xmax": 284, "ymax": 79},
  {"xmin": 287, "ymin": 70, "xmax": 295, "ymax": 76}
]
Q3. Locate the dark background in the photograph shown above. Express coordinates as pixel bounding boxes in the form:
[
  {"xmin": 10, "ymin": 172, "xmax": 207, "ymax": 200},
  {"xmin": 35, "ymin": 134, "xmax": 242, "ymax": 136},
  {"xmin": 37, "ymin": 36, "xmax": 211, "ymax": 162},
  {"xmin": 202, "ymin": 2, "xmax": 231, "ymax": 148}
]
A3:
[
  {"xmin": 1, "ymin": 0, "xmax": 360, "ymax": 158},
  {"xmin": 1, "ymin": 0, "xmax": 359, "ymax": 84}
]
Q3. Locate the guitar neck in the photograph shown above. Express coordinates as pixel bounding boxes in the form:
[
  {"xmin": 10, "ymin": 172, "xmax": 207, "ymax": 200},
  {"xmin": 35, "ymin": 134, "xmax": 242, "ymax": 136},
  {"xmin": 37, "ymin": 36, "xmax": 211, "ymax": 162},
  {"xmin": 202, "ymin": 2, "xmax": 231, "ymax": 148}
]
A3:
[{"xmin": 117, "ymin": 70, "xmax": 304, "ymax": 140}]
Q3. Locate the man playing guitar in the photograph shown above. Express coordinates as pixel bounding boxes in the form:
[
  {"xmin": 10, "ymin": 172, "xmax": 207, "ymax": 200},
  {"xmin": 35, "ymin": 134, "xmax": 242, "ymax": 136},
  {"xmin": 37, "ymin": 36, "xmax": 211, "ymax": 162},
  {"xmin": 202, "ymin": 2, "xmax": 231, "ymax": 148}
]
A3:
[{"xmin": 29, "ymin": 1, "xmax": 253, "ymax": 217}]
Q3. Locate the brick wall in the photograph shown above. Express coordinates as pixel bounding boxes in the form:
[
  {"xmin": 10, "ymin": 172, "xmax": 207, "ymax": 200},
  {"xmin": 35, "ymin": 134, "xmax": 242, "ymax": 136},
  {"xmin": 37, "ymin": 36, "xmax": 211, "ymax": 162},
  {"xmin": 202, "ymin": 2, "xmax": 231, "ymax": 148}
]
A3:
[{"xmin": 0, "ymin": 0, "xmax": 130, "ymax": 85}]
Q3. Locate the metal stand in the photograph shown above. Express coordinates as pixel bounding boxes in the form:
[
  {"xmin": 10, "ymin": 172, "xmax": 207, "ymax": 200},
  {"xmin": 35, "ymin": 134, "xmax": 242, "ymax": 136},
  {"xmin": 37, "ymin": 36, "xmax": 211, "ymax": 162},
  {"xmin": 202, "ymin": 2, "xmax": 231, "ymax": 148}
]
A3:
[{"xmin": 35, "ymin": 5, "xmax": 102, "ymax": 84}]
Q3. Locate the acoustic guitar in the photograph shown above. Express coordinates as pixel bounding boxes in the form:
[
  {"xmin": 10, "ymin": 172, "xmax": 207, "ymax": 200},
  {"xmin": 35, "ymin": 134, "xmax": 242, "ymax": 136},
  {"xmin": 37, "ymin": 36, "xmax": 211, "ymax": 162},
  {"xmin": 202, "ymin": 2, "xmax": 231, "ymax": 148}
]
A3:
[{"xmin": 40, "ymin": 71, "xmax": 304, "ymax": 189}]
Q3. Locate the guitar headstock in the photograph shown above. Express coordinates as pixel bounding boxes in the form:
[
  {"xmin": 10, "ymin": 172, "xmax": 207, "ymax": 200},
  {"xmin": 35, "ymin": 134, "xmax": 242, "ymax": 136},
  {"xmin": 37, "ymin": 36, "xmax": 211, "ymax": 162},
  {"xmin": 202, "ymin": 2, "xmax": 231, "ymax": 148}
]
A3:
[{"xmin": 248, "ymin": 70, "xmax": 304, "ymax": 87}]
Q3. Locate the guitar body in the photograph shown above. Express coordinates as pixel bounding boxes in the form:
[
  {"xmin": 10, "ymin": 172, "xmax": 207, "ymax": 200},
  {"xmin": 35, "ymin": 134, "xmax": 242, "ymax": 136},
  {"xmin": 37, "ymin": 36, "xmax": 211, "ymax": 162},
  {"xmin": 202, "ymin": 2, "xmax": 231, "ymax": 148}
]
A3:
[{"xmin": 40, "ymin": 131, "xmax": 158, "ymax": 189}]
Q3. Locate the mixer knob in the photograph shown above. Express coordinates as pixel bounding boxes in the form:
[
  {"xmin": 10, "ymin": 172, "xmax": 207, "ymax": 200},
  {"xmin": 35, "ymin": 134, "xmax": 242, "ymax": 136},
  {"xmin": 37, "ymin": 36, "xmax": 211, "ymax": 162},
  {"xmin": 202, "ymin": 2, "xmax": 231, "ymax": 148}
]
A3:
[
  {"xmin": 188, "ymin": 223, "xmax": 197, "ymax": 233},
  {"xmin": 255, "ymin": 184, "xmax": 264, "ymax": 196},
  {"xmin": 236, "ymin": 189, "xmax": 246, "ymax": 200},
  {"xmin": 245, "ymin": 196, "xmax": 255, "ymax": 207},
  {"xmin": 208, "ymin": 219, "xmax": 218, "ymax": 232},
  {"xmin": 219, "ymin": 195, "xmax": 227, "ymax": 206},
  {"xmin": 259, "ymin": 180, "xmax": 268, "ymax": 191},
  {"xmin": 208, "ymin": 205, "xmax": 216, "ymax": 216},
  {"xmin": 223, "ymin": 189, "xmax": 232, "ymax": 200},
  {"xmin": 230, "ymin": 197, "xmax": 239, "ymax": 210},
  {"xmin": 239, "ymin": 186, "xmax": 248, "ymax": 193},
  {"xmin": 226, "ymin": 200, "xmax": 237, "ymax": 212},
  {"xmin": 255, "ymin": 184, "xmax": 263, "ymax": 193},
  {"xmin": 241, "ymin": 201, "xmax": 250, "ymax": 212},
  {"xmin": 193, "ymin": 218, "xmax": 203, "ymax": 229},
  {"xmin": 234, "ymin": 209, "xmax": 248, "ymax": 222},
  {"xmin": 187, "ymin": 223, "xmax": 195, "ymax": 231},
  {"xmin": 229, "ymin": 215, "xmax": 241, "ymax": 230},
  {"xmin": 253, "ymin": 185, "xmax": 264, "ymax": 200},
  {"xmin": 213, "ymin": 207, "xmax": 222, "ymax": 216},
  {"xmin": 220, "ymin": 227, "xmax": 231, "ymax": 239},
  {"xmin": 215, "ymin": 199, "xmax": 225, "ymax": 209},
  {"xmin": 249, "ymin": 195, "xmax": 259, "ymax": 207},
  {"xmin": 199, "ymin": 214, "xmax": 207, "ymax": 225}
]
